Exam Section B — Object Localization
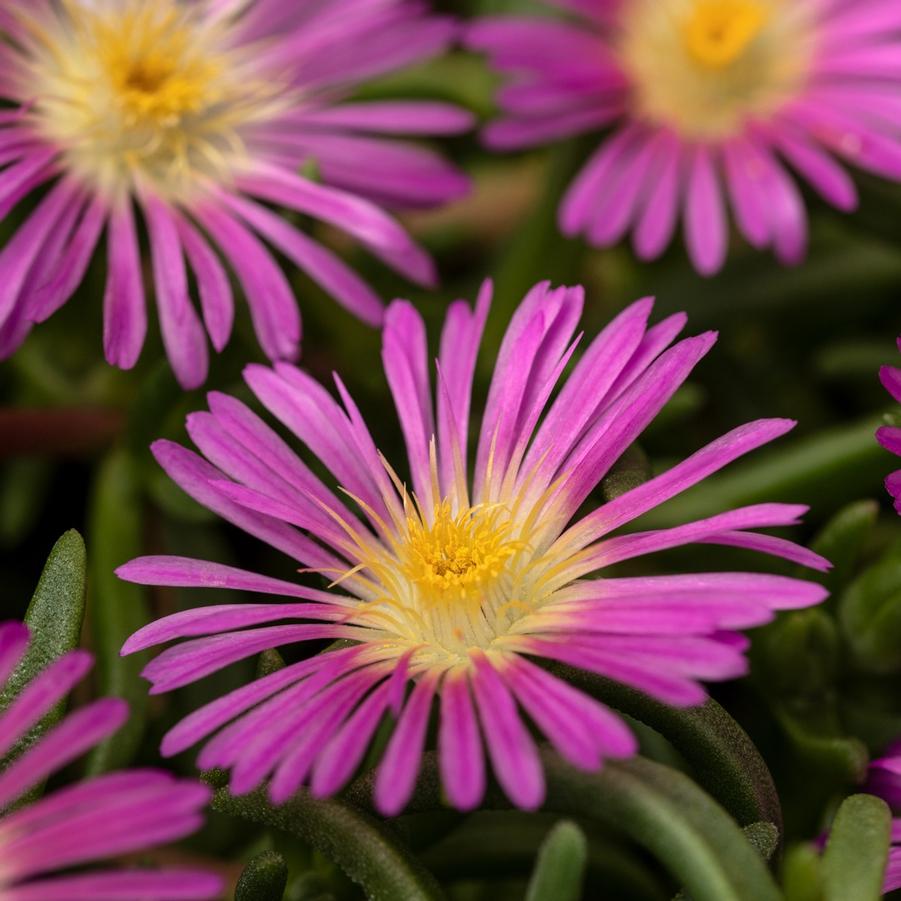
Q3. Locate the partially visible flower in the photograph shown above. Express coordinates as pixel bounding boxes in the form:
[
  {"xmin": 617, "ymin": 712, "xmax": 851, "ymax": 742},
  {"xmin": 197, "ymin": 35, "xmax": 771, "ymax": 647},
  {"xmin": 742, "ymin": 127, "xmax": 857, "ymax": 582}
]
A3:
[
  {"xmin": 119, "ymin": 280, "xmax": 828, "ymax": 815},
  {"xmin": 861, "ymin": 744, "xmax": 901, "ymax": 893},
  {"xmin": 878, "ymin": 339, "xmax": 901, "ymax": 512},
  {"xmin": 468, "ymin": 0, "xmax": 901, "ymax": 275},
  {"xmin": 0, "ymin": 620, "xmax": 221, "ymax": 900},
  {"xmin": 0, "ymin": 0, "xmax": 471, "ymax": 386}
]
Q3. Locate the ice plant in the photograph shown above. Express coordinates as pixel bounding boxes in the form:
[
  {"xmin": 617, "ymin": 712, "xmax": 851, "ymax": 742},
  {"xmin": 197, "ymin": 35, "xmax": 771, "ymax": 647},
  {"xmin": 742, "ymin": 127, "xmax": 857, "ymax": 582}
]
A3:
[
  {"xmin": 118, "ymin": 280, "xmax": 829, "ymax": 814},
  {"xmin": 878, "ymin": 338, "xmax": 901, "ymax": 513},
  {"xmin": 0, "ymin": 0, "xmax": 471, "ymax": 387},
  {"xmin": 0, "ymin": 620, "xmax": 221, "ymax": 900},
  {"xmin": 468, "ymin": 0, "xmax": 901, "ymax": 275}
]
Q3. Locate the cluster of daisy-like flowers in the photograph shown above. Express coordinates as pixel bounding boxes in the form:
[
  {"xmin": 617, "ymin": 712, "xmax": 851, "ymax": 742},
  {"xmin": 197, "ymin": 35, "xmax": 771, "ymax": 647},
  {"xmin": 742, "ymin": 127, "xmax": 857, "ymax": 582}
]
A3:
[
  {"xmin": 878, "ymin": 339, "xmax": 901, "ymax": 513},
  {"xmin": 0, "ymin": 0, "xmax": 470, "ymax": 386},
  {"xmin": 468, "ymin": 0, "xmax": 901, "ymax": 274},
  {"xmin": 117, "ymin": 280, "xmax": 829, "ymax": 814},
  {"xmin": 0, "ymin": 621, "xmax": 220, "ymax": 900}
]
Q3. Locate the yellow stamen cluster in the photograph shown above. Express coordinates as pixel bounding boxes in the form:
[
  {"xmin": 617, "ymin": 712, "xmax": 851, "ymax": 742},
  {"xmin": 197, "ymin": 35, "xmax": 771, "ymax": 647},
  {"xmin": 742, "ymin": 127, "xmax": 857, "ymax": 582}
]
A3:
[
  {"xmin": 330, "ymin": 492, "xmax": 552, "ymax": 658},
  {"xmin": 617, "ymin": 0, "xmax": 814, "ymax": 139},
  {"xmin": 100, "ymin": 10, "xmax": 221, "ymax": 127},
  {"xmin": 682, "ymin": 0, "xmax": 769, "ymax": 69},
  {"xmin": 401, "ymin": 501, "xmax": 527, "ymax": 608},
  {"xmin": 17, "ymin": 0, "xmax": 291, "ymax": 200}
]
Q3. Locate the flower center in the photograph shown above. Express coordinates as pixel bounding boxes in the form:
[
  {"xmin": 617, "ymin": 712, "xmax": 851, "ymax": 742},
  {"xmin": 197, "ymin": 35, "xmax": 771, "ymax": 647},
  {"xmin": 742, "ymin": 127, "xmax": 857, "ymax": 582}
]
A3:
[
  {"xmin": 343, "ymin": 498, "xmax": 545, "ymax": 658},
  {"xmin": 616, "ymin": 0, "xmax": 814, "ymax": 139},
  {"xmin": 19, "ymin": 1, "xmax": 289, "ymax": 199},
  {"xmin": 401, "ymin": 502, "xmax": 525, "ymax": 608},
  {"xmin": 682, "ymin": 0, "xmax": 768, "ymax": 69},
  {"xmin": 106, "ymin": 27, "xmax": 217, "ymax": 125}
]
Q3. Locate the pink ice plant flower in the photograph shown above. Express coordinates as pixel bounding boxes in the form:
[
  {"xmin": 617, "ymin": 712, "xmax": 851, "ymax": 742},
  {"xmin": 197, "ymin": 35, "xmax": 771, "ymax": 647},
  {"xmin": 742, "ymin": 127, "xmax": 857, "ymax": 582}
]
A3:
[
  {"xmin": 858, "ymin": 743, "xmax": 901, "ymax": 892},
  {"xmin": 877, "ymin": 338, "xmax": 901, "ymax": 513},
  {"xmin": 0, "ymin": 621, "xmax": 221, "ymax": 901},
  {"xmin": 0, "ymin": 0, "xmax": 471, "ymax": 387},
  {"xmin": 468, "ymin": 0, "xmax": 901, "ymax": 275},
  {"xmin": 118, "ymin": 280, "xmax": 829, "ymax": 815}
]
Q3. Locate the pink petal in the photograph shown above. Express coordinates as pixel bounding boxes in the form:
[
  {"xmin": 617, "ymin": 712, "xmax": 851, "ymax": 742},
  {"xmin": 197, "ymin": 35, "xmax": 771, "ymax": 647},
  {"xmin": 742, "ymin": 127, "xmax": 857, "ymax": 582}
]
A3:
[
  {"xmin": 470, "ymin": 652, "xmax": 544, "ymax": 810},
  {"xmin": 0, "ymin": 699, "xmax": 127, "ymax": 810},
  {"xmin": 374, "ymin": 671, "xmax": 439, "ymax": 816},
  {"xmin": 143, "ymin": 195, "xmax": 209, "ymax": 389},
  {"xmin": 438, "ymin": 669, "xmax": 485, "ymax": 811},
  {"xmin": 103, "ymin": 201, "xmax": 147, "ymax": 370},
  {"xmin": 684, "ymin": 145, "xmax": 728, "ymax": 276}
]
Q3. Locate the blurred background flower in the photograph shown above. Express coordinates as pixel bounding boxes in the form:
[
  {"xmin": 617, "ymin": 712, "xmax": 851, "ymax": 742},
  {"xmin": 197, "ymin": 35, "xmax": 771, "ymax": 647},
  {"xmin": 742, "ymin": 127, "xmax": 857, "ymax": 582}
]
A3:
[
  {"xmin": 469, "ymin": 0, "xmax": 901, "ymax": 274},
  {"xmin": 0, "ymin": 0, "xmax": 471, "ymax": 386}
]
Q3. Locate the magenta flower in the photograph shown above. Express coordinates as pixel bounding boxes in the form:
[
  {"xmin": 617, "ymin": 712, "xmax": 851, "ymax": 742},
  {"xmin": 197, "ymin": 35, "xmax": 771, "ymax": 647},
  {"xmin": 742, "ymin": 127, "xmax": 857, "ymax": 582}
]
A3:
[
  {"xmin": 467, "ymin": 0, "xmax": 901, "ymax": 275},
  {"xmin": 861, "ymin": 744, "xmax": 901, "ymax": 892},
  {"xmin": 0, "ymin": 1, "xmax": 471, "ymax": 387},
  {"xmin": 0, "ymin": 621, "xmax": 221, "ymax": 900},
  {"xmin": 878, "ymin": 338, "xmax": 901, "ymax": 512},
  {"xmin": 118, "ymin": 280, "xmax": 828, "ymax": 815}
]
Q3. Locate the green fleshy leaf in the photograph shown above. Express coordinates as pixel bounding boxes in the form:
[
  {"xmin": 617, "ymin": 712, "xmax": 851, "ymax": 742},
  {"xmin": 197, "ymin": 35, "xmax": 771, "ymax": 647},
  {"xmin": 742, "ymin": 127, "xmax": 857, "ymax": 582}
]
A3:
[
  {"xmin": 807, "ymin": 500, "xmax": 879, "ymax": 594},
  {"xmin": 0, "ymin": 531, "xmax": 86, "ymax": 762},
  {"xmin": 754, "ymin": 610, "xmax": 840, "ymax": 698},
  {"xmin": 348, "ymin": 752, "xmax": 781, "ymax": 901},
  {"xmin": 674, "ymin": 822, "xmax": 779, "ymax": 899},
  {"xmin": 821, "ymin": 794, "xmax": 890, "ymax": 901},
  {"xmin": 235, "ymin": 850, "xmax": 288, "ymax": 901},
  {"xmin": 525, "ymin": 821, "xmax": 587, "ymax": 901},
  {"xmin": 258, "ymin": 648, "xmax": 287, "ymax": 678},
  {"xmin": 774, "ymin": 704, "xmax": 868, "ymax": 786},
  {"xmin": 781, "ymin": 843, "xmax": 825, "ymax": 901},
  {"xmin": 743, "ymin": 822, "xmax": 780, "ymax": 863},
  {"xmin": 601, "ymin": 445, "xmax": 652, "ymax": 502},
  {"xmin": 85, "ymin": 450, "xmax": 149, "ymax": 774},
  {"xmin": 209, "ymin": 785, "xmax": 444, "ymax": 901},
  {"xmin": 546, "ymin": 757, "xmax": 782, "ymax": 901},
  {"xmin": 549, "ymin": 666, "xmax": 782, "ymax": 832},
  {"xmin": 417, "ymin": 811, "xmax": 663, "ymax": 899},
  {"xmin": 840, "ymin": 550, "xmax": 901, "ymax": 673}
]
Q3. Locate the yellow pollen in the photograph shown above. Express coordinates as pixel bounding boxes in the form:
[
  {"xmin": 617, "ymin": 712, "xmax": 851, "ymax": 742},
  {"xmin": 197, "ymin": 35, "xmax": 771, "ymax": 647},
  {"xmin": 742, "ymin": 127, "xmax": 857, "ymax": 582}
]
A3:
[
  {"xmin": 682, "ymin": 0, "xmax": 769, "ymax": 69},
  {"xmin": 105, "ymin": 32, "xmax": 219, "ymax": 125},
  {"xmin": 401, "ymin": 501, "xmax": 526, "ymax": 607}
]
